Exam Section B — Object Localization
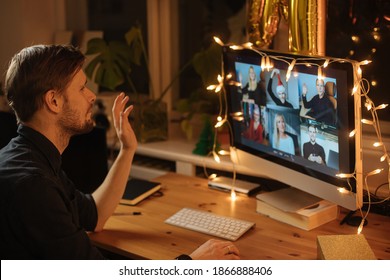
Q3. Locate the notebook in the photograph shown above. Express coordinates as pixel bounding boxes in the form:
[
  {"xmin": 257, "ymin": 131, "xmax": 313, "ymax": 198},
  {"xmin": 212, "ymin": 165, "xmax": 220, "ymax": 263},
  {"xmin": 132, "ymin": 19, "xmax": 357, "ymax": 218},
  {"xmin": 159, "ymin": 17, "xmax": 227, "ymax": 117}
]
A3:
[{"xmin": 120, "ymin": 178, "xmax": 161, "ymax": 206}]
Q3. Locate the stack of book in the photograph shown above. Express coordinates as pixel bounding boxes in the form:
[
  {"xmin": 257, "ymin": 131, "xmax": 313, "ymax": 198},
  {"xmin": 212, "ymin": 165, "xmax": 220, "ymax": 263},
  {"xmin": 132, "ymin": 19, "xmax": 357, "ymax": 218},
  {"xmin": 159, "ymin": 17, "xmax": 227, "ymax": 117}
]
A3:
[{"xmin": 256, "ymin": 188, "xmax": 338, "ymax": 230}]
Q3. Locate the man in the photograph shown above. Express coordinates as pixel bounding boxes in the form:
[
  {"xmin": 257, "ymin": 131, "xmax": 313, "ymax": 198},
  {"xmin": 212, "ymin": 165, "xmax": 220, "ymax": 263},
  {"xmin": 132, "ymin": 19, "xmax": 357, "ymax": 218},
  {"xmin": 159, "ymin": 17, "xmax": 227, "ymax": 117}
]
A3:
[
  {"xmin": 0, "ymin": 45, "xmax": 239, "ymax": 260},
  {"xmin": 267, "ymin": 69, "xmax": 293, "ymax": 108},
  {"xmin": 302, "ymin": 79, "xmax": 335, "ymax": 125},
  {"xmin": 302, "ymin": 124, "xmax": 326, "ymax": 165}
]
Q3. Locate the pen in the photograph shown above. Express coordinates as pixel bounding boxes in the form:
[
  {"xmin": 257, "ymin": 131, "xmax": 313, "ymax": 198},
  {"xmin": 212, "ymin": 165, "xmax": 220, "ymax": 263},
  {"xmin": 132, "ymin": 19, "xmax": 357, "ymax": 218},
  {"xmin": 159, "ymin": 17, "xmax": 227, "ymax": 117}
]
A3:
[{"xmin": 113, "ymin": 212, "xmax": 142, "ymax": 216}]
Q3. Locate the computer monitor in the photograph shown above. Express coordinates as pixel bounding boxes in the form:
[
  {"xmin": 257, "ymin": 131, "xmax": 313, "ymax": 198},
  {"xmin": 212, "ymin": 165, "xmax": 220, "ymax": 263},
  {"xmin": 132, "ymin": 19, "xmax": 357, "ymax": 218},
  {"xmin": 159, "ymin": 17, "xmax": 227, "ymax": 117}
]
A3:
[{"xmin": 223, "ymin": 46, "xmax": 363, "ymax": 210}]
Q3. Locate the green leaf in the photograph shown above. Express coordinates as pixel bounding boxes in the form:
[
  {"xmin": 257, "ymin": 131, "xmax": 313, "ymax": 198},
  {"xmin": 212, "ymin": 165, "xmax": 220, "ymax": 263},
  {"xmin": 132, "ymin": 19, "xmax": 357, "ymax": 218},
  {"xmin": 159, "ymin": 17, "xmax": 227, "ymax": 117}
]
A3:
[
  {"xmin": 192, "ymin": 44, "xmax": 222, "ymax": 86},
  {"xmin": 176, "ymin": 99, "xmax": 191, "ymax": 113},
  {"xmin": 124, "ymin": 26, "xmax": 144, "ymax": 66},
  {"xmin": 84, "ymin": 38, "xmax": 132, "ymax": 90},
  {"xmin": 180, "ymin": 119, "xmax": 193, "ymax": 140}
]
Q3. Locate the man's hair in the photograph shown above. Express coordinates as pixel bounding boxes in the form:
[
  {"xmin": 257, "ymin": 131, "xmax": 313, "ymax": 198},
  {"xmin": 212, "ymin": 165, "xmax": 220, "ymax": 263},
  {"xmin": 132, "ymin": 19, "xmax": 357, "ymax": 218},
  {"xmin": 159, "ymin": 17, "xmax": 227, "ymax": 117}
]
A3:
[
  {"xmin": 308, "ymin": 123, "xmax": 317, "ymax": 131},
  {"xmin": 315, "ymin": 78, "xmax": 325, "ymax": 85},
  {"xmin": 4, "ymin": 45, "xmax": 85, "ymax": 122}
]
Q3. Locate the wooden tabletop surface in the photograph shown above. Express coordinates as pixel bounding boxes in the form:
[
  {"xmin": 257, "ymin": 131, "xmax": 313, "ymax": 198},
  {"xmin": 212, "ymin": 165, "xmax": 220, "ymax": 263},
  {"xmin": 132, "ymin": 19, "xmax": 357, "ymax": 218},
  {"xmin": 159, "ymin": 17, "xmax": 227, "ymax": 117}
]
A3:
[{"xmin": 89, "ymin": 173, "xmax": 390, "ymax": 260}]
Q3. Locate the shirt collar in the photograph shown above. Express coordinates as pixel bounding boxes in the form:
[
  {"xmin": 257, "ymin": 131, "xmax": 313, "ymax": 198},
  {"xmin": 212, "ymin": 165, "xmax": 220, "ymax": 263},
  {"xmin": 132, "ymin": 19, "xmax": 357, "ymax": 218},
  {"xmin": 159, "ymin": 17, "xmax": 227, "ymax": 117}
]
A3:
[{"xmin": 17, "ymin": 125, "xmax": 62, "ymax": 175}]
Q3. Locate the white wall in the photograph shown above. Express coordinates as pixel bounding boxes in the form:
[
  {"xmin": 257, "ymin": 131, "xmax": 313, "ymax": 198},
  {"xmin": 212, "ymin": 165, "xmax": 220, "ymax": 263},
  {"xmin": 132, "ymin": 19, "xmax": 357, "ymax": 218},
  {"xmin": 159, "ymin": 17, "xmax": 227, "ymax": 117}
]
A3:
[{"xmin": 0, "ymin": 0, "xmax": 65, "ymax": 76}]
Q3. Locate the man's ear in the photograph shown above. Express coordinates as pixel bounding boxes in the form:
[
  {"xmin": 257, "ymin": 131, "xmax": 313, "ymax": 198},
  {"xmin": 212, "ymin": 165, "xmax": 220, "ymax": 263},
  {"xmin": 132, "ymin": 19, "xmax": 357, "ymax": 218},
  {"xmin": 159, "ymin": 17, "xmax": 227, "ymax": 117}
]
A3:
[{"xmin": 44, "ymin": 90, "xmax": 62, "ymax": 113}]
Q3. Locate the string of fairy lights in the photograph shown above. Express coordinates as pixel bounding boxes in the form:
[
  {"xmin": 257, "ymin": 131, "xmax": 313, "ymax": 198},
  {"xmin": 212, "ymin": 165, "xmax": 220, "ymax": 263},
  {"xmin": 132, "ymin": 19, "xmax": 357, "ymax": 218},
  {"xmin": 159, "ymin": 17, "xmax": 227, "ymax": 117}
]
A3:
[{"xmin": 205, "ymin": 36, "xmax": 389, "ymax": 233}]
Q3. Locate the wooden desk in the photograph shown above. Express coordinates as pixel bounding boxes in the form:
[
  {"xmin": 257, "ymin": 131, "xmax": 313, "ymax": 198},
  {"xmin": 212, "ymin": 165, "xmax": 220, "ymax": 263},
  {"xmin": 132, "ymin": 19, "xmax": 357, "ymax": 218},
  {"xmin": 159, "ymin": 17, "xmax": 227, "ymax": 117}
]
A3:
[{"xmin": 89, "ymin": 173, "xmax": 390, "ymax": 260}]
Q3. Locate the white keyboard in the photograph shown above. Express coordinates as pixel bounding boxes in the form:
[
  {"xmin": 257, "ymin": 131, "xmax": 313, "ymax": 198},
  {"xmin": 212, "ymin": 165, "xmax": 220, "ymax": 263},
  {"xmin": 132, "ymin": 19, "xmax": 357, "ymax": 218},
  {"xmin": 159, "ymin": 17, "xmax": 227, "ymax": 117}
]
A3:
[{"xmin": 165, "ymin": 207, "xmax": 255, "ymax": 241}]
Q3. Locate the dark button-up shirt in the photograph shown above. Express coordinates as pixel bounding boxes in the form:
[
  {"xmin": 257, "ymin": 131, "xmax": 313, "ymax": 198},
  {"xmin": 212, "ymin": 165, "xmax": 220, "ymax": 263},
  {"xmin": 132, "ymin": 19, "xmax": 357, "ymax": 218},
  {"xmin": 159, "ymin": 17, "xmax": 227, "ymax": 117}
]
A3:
[{"xmin": 0, "ymin": 125, "xmax": 104, "ymax": 259}]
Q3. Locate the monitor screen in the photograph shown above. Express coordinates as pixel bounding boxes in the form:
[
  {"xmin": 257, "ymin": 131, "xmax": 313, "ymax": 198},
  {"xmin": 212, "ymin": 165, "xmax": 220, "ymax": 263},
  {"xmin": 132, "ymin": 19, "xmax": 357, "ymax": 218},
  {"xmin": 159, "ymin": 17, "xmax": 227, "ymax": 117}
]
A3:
[{"xmin": 222, "ymin": 46, "xmax": 363, "ymax": 210}]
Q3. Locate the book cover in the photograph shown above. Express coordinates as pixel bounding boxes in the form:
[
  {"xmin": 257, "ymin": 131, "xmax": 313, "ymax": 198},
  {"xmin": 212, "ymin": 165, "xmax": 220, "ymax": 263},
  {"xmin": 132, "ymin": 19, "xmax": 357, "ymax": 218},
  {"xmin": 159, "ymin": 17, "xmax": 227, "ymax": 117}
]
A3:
[
  {"xmin": 256, "ymin": 194, "xmax": 338, "ymax": 230},
  {"xmin": 121, "ymin": 178, "xmax": 161, "ymax": 206}
]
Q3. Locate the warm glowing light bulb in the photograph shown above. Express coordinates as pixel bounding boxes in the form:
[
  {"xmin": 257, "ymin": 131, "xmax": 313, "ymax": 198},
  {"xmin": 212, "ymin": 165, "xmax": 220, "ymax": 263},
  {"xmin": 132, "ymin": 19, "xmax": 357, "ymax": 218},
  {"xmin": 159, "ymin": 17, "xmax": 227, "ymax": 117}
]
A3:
[
  {"xmin": 357, "ymin": 66, "xmax": 362, "ymax": 76},
  {"xmin": 375, "ymin": 104, "xmax": 388, "ymax": 110},
  {"xmin": 230, "ymin": 190, "xmax": 237, "ymax": 201},
  {"xmin": 337, "ymin": 187, "xmax": 348, "ymax": 194},
  {"xmin": 351, "ymin": 35, "xmax": 359, "ymax": 43},
  {"xmin": 230, "ymin": 45, "xmax": 243, "ymax": 50},
  {"xmin": 229, "ymin": 81, "xmax": 241, "ymax": 87},
  {"xmin": 213, "ymin": 36, "xmax": 224, "ymax": 46},
  {"xmin": 286, "ymin": 72, "xmax": 291, "ymax": 81},
  {"xmin": 357, "ymin": 219, "xmax": 365, "ymax": 234},
  {"xmin": 288, "ymin": 59, "xmax": 296, "ymax": 71},
  {"xmin": 336, "ymin": 173, "xmax": 354, "ymax": 178},
  {"xmin": 261, "ymin": 56, "xmax": 266, "ymax": 69},
  {"xmin": 323, "ymin": 59, "xmax": 330, "ymax": 68},
  {"xmin": 361, "ymin": 119, "xmax": 374, "ymax": 125},
  {"xmin": 365, "ymin": 102, "xmax": 372, "ymax": 111},
  {"xmin": 213, "ymin": 151, "xmax": 221, "ymax": 163},
  {"xmin": 360, "ymin": 60, "xmax": 372, "ymax": 65},
  {"xmin": 231, "ymin": 112, "xmax": 243, "ymax": 117},
  {"xmin": 207, "ymin": 85, "xmax": 216, "ymax": 91},
  {"xmin": 215, "ymin": 119, "xmax": 226, "ymax": 128},
  {"xmin": 367, "ymin": 168, "xmax": 383, "ymax": 176},
  {"xmin": 232, "ymin": 115, "xmax": 244, "ymax": 121},
  {"xmin": 380, "ymin": 154, "xmax": 387, "ymax": 162},
  {"xmin": 373, "ymin": 142, "xmax": 383, "ymax": 147},
  {"xmin": 208, "ymin": 174, "xmax": 217, "ymax": 180},
  {"xmin": 265, "ymin": 56, "xmax": 272, "ymax": 70},
  {"xmin": 317, "ymin": 67, "xmax": 323, "ymax": 80},
  {"xmin": 349, "ymin": 129, "xmax": 356, "ymax": 137},
  {"xmin": 286, "ymin": 60, "xmax": 296, "ymax": 81},
  {"xmin": 352, "ymin": 85, "xmax": 358, "ymax": 95},
  {"xmin": 242, "ymin": 42, "xmax": 253, "ymax": 48},
  {"xmin": 218, "ymin": 150, "xmax": 230, "ymax": 156}
]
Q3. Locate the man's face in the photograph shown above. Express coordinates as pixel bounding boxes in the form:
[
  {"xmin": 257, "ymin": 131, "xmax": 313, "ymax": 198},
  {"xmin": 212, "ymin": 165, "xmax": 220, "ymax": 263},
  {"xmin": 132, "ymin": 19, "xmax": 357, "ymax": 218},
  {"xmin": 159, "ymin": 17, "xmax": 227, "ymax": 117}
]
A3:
[
  {"xmin": 316, "ymin": 80, "xmax": 325, "ymax": 98},
  {"xmin": 58, "ymin": 69, "xmax": 96, "ymax": 135},
  {"xmin": 277, "ymin": 90, "xmax": 286, "ymax": 103},
  {"xmin": 308, "ymin": 126, "xmax": 317, "ymax": 143}
]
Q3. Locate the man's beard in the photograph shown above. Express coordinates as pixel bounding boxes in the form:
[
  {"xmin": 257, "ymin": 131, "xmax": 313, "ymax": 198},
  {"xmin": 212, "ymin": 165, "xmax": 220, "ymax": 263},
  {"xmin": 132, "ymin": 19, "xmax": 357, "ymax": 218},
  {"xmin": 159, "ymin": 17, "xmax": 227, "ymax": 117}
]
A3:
[{"xmin": 59, "ymin": 104, "xmax": 94, "ymax": 136}]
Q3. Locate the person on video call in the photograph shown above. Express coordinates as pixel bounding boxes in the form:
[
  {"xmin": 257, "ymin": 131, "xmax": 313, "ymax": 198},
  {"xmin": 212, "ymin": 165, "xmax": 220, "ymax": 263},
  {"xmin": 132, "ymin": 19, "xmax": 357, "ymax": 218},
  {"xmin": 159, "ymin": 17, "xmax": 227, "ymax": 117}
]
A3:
[
  {"xmin": 242, "ymin": 66, "xmax": 265, "ymax": 107},
  {"xmin": 243, "ymin": 104, "xmax": 264, "ymax": 143},
  {"xmin": 303, "ymin": 124, "xmax": 326, "ymax": 165},
  {"xmin": 301, "ymin": 79, "xmax": 335, "ymax": 125},
  {"xmin": 0, "ymin": 44, "xmax": 240, "ymax": 260},
  {"xmin": 267, "ymin": 68, "xmax": 293, "ymax": 108},
  {"xmin": 272, "ymin": 113, "xmax": 295, "ymax": 154}
]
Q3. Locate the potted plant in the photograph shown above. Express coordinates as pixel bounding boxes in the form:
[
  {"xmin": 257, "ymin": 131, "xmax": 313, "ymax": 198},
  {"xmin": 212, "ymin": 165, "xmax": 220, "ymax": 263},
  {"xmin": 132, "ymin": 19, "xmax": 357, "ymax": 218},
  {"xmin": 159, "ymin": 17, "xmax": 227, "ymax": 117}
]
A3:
[
  {"xmin": 85, "ymin": 25, "xmax": 168, "ymax": 143},
  {"xmin": 85, "ymin": 24, "xmax": 221, "ymax": 143}
]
